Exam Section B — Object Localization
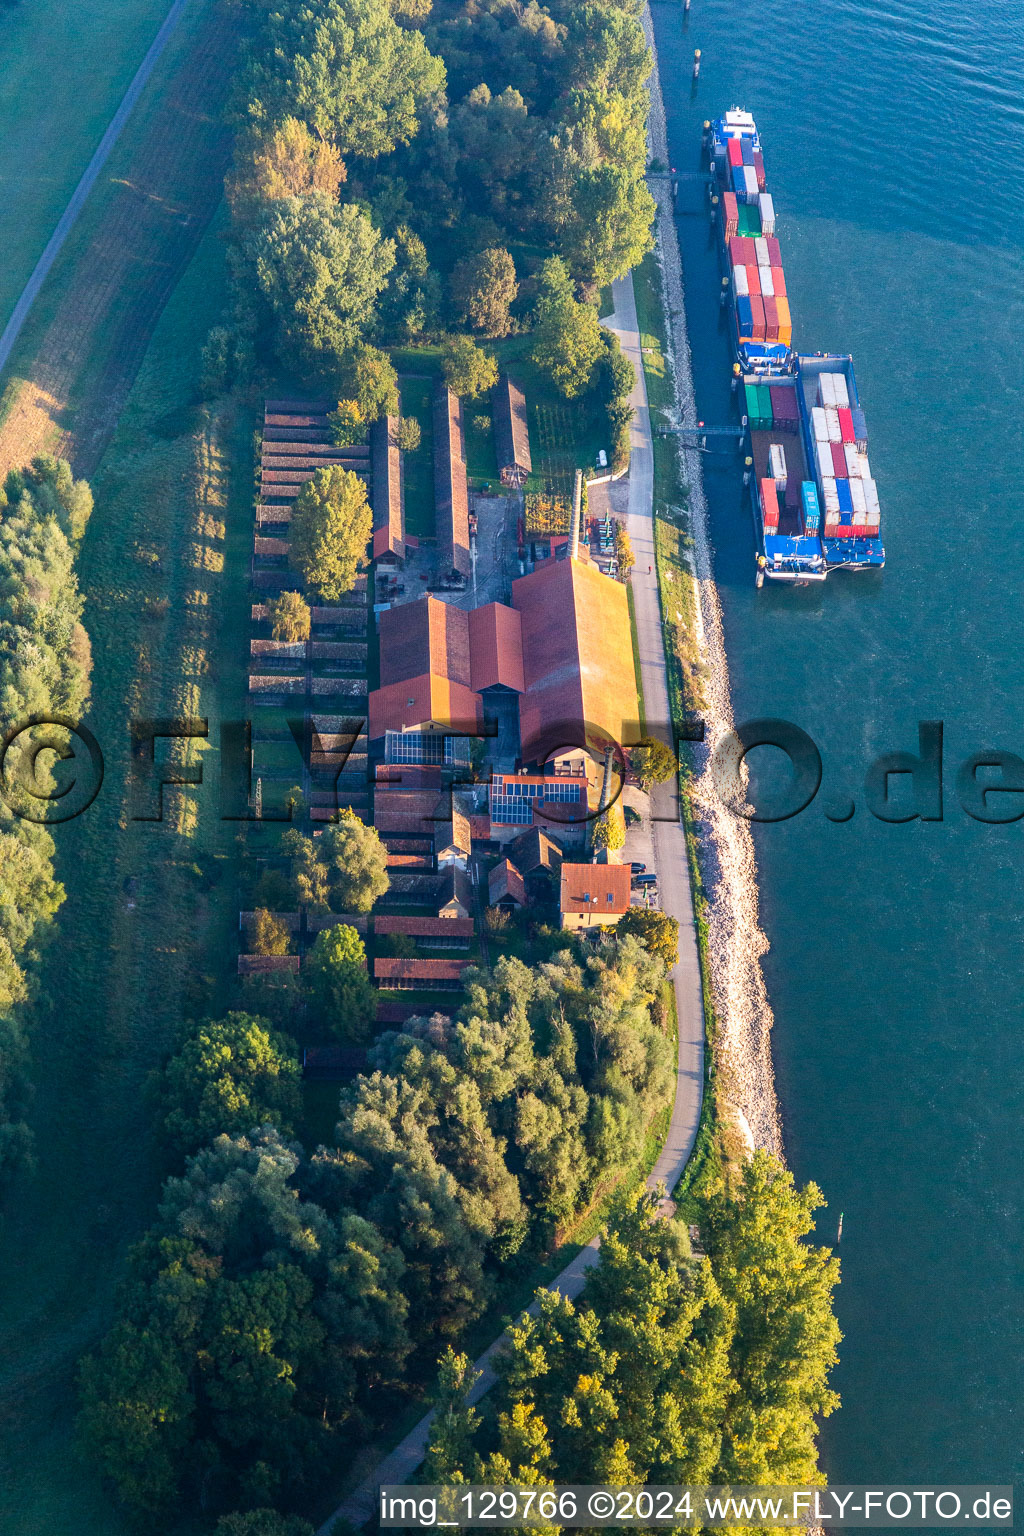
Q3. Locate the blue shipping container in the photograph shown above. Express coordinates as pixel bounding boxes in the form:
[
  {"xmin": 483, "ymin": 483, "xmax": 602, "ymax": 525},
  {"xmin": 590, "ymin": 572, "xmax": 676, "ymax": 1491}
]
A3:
[
  {"xmin": 801, "ymin": 481, "xmax": 820, "ymax": 521},
  {"xmin": 851, "ymin": 407, "xmax": 868, "ymax": 443},
  {"xmin": 741, "ymin": 138, "xmax": 755, "ymax": 167},
  {"xmin": 839, "ymin": 512, "xmax": 853, "ymax": 525},
  {"xmin": 736, "ymin": 294, "xmax": 754, "ymax": 332},
  {"xmin": 731, "ymin": 165, "xmax": 746, "ymax": 195},
  {"xmin": 837, "ymin": 479, "xmax": 854, "ymax": 514}
]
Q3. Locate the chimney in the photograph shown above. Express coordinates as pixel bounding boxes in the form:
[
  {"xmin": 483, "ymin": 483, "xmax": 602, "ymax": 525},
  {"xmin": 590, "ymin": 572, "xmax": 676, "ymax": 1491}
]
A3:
[{"xmin": 569, "ymin": 468, "xmax": 582, "ymax": 560}]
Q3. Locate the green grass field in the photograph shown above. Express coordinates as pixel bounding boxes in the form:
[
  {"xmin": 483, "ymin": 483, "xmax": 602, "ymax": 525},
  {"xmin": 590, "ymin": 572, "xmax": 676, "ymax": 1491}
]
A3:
[{"xmin": 0, "ymin": 0, "xmax": 171, "ymax": 333}]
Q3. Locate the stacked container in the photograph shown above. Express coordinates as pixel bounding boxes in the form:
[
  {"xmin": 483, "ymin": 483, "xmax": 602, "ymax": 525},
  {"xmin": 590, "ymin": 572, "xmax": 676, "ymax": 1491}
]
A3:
[
  {"xmin": 769, "ymin": 385, "xmax": 800, "ymax": 433},
  {"xmin": 843, "ymin": 442, "xmax": 861, "ymax": 477},
  {"xmin": 830, "ymin": 441, "xmax": 847, "ymax": 479},
  {"xmin": 733, "ymin": 263, "xmax": 749, "ymax": 297},
  {"xmin": 758, "ymin": 193, "xmax": 775, "ymax": 236},
  {"xmin": 760, "ymin": 478, "xmax": 780, "ymax": 531},
  {"xmin": 769, "ymin": 442, "xmax": 788, "ymax": 493},
  {"xmin": 723, "ymin": 191, "xmax": 739, "ymax": 240},
  {"xmin": 753, "ymin": 149, "xmax": 766, "ymax": 190},
  {"xmin": 776, "ymin": 296, "xmax": 792, "ymax": 346},
  {"xmin": 801, "ymin": 481, "xmax": 821, "ymax": 534},
  {"xmin": 812, "ymin": 406, "xmax": 828, "ymax": 443},
  {"xmin": 825, "ymin": 406, "xmax": 841, "ymax": 442},
  {"xmin": 742, "ymin": 165, "xmax": 758, "ymax": 201}
]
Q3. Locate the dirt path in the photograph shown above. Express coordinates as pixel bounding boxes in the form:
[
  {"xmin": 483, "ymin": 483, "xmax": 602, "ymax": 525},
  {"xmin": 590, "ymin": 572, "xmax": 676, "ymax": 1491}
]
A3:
[{"xmin": 0, "ymin": 0, "xmax": 240, "ymax": 479}]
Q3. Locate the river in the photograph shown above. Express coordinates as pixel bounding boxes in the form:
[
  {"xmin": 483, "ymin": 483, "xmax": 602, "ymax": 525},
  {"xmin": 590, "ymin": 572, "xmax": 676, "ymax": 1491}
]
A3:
[{"xmin": 650, "ymin": 0, "xmax": 1024, "ymax": 1498}]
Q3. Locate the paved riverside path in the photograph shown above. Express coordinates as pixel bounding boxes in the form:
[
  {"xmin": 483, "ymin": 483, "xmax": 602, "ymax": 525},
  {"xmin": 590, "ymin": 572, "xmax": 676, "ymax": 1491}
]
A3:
[
  {"xmin": 0, "ymin": 0, "xmax": 193, "ymax": 377},
  {"xmin": 316, "ymin": 270, "xmax": 705, "ymax": 1536}
]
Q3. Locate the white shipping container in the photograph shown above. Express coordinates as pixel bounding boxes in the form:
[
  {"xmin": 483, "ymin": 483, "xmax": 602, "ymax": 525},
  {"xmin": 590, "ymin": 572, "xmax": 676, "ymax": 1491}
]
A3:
[
  {"xmin": 812, "ymin": 406, "xmax": 829, "ymax": 443},
  {"xmin": 759, "ymin": 266, "xmax": 775, "ymax": 297},
  {"xmin": 733, "ymin": 263, "xmax": 749, "ymax": 296},
  {"xmin": 850, "ymin": 478, "xmax": 867, "ymax": 514},
  {"xmin": 863, "ymin": 476, "xmax": 880, "ymax": 516},
  {"xmin": 858, "ymin": 452, "xmax": 872, "ymax": 481},
  {"xmin": 754, "ymin": 237, "xmax": 770, "ymax": 267},
  {"xmin": 852, "ymin": 511, "xmax": 867, "ymax": 526},
  {"xmin": 818, "ymin": 373, "xmax": 836, "ymax": 408},
  {"xmin": 844, "ymin": 443, "xmax": 862, "ymax": 477},
  {"xmin": 825, "ymin": 407, "xmax": 841, "ymax": 443},
  {"xmin": 769, "ymin": 442, "xmax": 788, "ymax": 489},
  {"xmin": 758, "ymin": 193, "xmax": 775, "ymax": 236},
  {"xmin": 743, "ymin": 165, "xmax": 758, "ymax": 198},
  {"xmin": 831, "ymin": 372, "xmax": 850, "ymax": 409},
  {"xmin": 825, "ymin": 512, "xmax": 840, "ymax": 528},
  {"xmin": 816, "ymin": 442, "xmax": 834, "ymax": 481},
  {"xmin": 821, "ymin": 476, "xmax": 840, "ymax": 512}
]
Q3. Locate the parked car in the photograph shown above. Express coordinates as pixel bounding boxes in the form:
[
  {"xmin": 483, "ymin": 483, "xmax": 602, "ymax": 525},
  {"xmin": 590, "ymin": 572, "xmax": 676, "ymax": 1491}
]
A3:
[
  {"xmin": 634, "ymin": 872, "xmax": 658, "ymax": 888},
  {"xmin": 630, "ymin": 862, "xmax": 647, "ymax": 875}
]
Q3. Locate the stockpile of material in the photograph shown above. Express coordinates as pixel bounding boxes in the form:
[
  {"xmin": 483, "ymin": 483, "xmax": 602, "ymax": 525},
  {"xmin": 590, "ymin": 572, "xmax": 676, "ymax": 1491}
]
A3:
[{"xmin": 811, "ymin": 375, "xmax": 879, "ymax": 538}]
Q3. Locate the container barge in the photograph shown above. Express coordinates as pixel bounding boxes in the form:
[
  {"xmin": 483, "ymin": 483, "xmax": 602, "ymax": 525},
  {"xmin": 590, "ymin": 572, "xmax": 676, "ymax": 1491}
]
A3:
[{"xmin": 707, "ymin": 108, "xmax": 885, "ymax": 583}]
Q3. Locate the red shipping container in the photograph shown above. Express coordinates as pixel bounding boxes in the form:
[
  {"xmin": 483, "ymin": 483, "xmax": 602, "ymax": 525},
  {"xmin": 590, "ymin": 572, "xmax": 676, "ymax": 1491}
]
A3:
[
  {"xmin": 771, "ymin": 265, "xmax": 787, "ymax": 298},
  {"xmin": 723, "ymin": 191, "xmax": 739, "ymax": 236},
  {"xmin": 749, "ymin": 293, "xmax": 766, "ymax": 341},
  {"xmin": 838, "ymin": 406, "xmax": 855, "ymax": 443},
  {"xmin": 727, "ymin": 138, "xmax": 743, "ymax": 168},
  {"xmin": 766, "ymin": 236, "xmax": 782, "ymax": 265},
  {"xmin": 830, "ymin": 442, "xmax": 848, "ymax": 478},
  {"xmin": 747, "ymin": 263, "xmax": 761, "ymax": 296},
  {"xmin": 753, "ymin": 149, "xmax": 766, "ymax": 191},
  {"xmin": 760, "ymin": 478, "xmax": 780, "ymax": 517},
  {"xmin": 728, "ymin": 235, "xmax": 745, "ymax": 267},
  {"xmin": 763, "ymin": 295, "xmax": 779, "ymax": 342}
]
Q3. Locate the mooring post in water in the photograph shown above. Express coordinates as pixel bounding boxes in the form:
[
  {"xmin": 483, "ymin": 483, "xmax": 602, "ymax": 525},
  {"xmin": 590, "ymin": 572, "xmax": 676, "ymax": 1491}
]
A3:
[
  {"xmin": 731, "ymin": 362, "xmax": 741, "ymax": 391},
  {"xmin": 743, "ymin": 455, "xmax": 753, "ymax": 486},
  {"xmin": 720, "ymin": 277, "xmax": 729, "ymax": 305},
  {"xmin": 692, "ymin": 48, "xmax": 701, "ymax": 80}
]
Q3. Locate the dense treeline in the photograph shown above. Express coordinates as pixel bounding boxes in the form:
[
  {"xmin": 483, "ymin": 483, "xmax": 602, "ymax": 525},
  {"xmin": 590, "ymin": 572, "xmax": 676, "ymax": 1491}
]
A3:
[
  {"xmin": 209, "ymin": 0, "xmax": 651, "ymax": 461},
  {"xmin": 0, "ymin": 457, "xmax": 92, "ymax": 1180},
  {"xmin": 77, "ymin": 936, "xmax": 673, "ymax": 1519},
  {"xmin": 427, "ymin": 1160, "xmax": 841, "ymax": 1498}
]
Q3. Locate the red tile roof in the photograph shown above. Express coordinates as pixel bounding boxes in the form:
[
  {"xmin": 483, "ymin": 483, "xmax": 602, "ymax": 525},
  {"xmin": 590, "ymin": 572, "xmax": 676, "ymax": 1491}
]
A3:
[
  {"xmin": 371, "ymin": 597, "xmax": 483, "ymax": 737},
  {"xmin": 559, "ymin": 861, "xmax": 631, "ymax": 916},
  {"xmin": 375, "ymin": 916, "xmax": 475, "ymax": 937},
  {"xmin": 513, "ymin": 557, "xmax": 640, "ymax": 762},
  {"xmin": 374, "ymin": 957, "xmax": 468, "ymax": 980},
  {"xmin": 433, "ymin": 385, "xmax": 471, "ymax": 578},
  {"xmin": 372, "ymin": 415, "xmax": 404, "ymax": 560},
  {"xmin": 368, "ymin": 673, "xmax": 483, "ymax": 739},
  {"xmin": 469, "ymin": 603, "xmax": 525, "ymax": 693},
  {"xmin": 488, "ymin": 859, "xmax": 528, "ymax": 906}
]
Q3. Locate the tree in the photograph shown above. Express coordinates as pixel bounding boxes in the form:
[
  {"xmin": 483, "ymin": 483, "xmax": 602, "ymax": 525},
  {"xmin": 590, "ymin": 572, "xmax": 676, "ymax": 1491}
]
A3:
[
  {"xmin": 246, "ymin": 196, "xmax": 395, "ymax": 373},
  {"xmin": 397, "ymin": 416, "xmax": 421, "ymax": 453},
  {"xmin": 334, "ymin": 341, "xmax": 399, "ymax": 421},
  {"xmin": 215, "ymin": 1513, "xmax": 313, "ymax": 1536},
  {"xmin": 451, "ymin": 247, "xmax": 518, "ymax": 336},
  {"xmin": 304, "ymin": 925, "xmax": 376, "ymax": 1042},
  {"xmin": 318, "ymin": 809, "xmax": 390, "ymax": 912},
  {"xmin": 262, "ymin": 0, "xmax": 447, "ymax": 160},
  {"xmin": 239, "ymin": 968, "xmax": 303, "ymax": 1031},
  {"xmin": 328, "ymin": 399, "xmax": 366, "ymax": 446},
  {"xmin": 249, "ymin": 908, "xmax": 292, "ymax": 956},
  {"xmin": 592, "ymin": 806, "xmax": 625, "ymax": 852},
  {"xmin": 630, "ymin": 736, "xmax": 676, "ymax": 789},
  {"xmin": 230, "ymin": 117, "xmax": 345, "ymax": 213},
  {"xmin": 441, "ymin": 334, "xmax": 498, "ymax": 398},
  {"xmin": 289, "ymin": 465, "xmax": 372, "ymax": 600},
  {"xmin": 529, "ymin": 258, "xmax": 602, "ymax": 399},
  {"xmin": 614, "ymin": 524, "xmax": 634, "ymax": 577},
  {"xmin": 159, "ymin": 1013, "xmax": 302, "ymax": 1157},
  {"xmin": 266, "ymin": 589, "xmax": 310, "ymax": 643},
  {"xmin": 616, "ymin": 908, "xmax": 678, "ymax": 968},
  {"xmin": 705, "ymin": 1152, "xmax": 842, "ymax": 1486},
  {"xmin": 282, "ymin": 829, "xmax": 331, "ymax": 912}
]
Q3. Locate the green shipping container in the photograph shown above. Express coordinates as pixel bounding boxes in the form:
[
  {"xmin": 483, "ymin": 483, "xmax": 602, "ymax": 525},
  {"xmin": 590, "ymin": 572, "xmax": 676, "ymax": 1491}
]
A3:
[
  {"xmin": 737, "ymin": 204, "xmax": 762, "ymax": 237},
  {"xmin": 744, "ymin": 383, "xmax": 761, "ymax": 427},
  {"xmin": 756, "ymin": 384, "xmax": 774, "ymax": 427}
]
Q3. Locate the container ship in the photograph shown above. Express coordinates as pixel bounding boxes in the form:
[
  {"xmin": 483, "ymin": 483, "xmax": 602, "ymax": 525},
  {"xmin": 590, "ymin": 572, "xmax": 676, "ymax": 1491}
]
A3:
[{"xmin": 707, "ymin": 108, "xmax": 885, "ymax": 583}]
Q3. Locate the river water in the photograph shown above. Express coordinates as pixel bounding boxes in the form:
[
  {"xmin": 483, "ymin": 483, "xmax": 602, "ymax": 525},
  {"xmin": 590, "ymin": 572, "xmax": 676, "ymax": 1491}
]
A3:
[{"xmin": 650, "ymin": 0, "xmax": 1024, "ymax": 1496}]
